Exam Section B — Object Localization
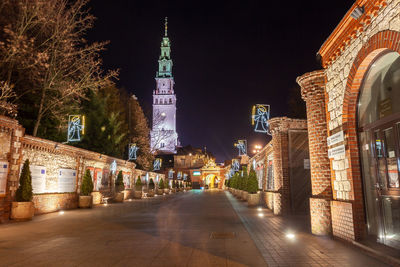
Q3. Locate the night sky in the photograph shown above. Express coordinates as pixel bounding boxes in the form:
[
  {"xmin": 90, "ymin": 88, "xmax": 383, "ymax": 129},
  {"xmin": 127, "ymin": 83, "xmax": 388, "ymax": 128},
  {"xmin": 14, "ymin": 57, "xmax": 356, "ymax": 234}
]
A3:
[{"xmin": 87, "ymin": 0, "xmax": 354, "ymax": 162}]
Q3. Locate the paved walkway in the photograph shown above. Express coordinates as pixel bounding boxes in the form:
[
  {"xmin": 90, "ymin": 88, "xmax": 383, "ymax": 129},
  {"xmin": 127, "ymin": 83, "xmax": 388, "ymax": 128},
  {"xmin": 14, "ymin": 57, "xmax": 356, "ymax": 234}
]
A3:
[
  {"xmin": 225, "ymin": 191, "xmax": 390, "ymax": 267},
  {"xmin": 0, "ymin": 190, "xmax": 392, "ymax": 267},
  {"xmin": 0, "ymin": 190, "xmax": 266, "ymax": 267}
]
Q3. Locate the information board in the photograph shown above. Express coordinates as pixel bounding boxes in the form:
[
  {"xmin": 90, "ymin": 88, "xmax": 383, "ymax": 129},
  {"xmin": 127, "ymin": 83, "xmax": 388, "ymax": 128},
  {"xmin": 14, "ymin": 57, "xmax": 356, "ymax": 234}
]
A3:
[
  {"xmin": 123, "ymin": 173, "xmax": 130, "ymax": 188},
  {"xmin": 327, "ymin": 131, "xmax": 344, "ymax": 147},
  {"xmin": 58, "ymin": 168, "xmax": 76, "ymax": 192},
  {"xmin": 31, "ymin": 165, "xmax": 46, "ymax": 194},
  {"xmin": 328, "ymin": 145, "xmax": 346, "ymax": 159},
  {"xmin": 0, "ymin": 161, "xmax": 8, "ymax": 197}
]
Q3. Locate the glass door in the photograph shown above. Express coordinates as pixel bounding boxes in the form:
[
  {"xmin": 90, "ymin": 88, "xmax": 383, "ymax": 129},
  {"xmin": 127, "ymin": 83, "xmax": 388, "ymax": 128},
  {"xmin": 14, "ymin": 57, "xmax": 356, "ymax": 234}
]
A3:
[{"xmin": 370, "ymin": 121, "xmax": 400, "ymax": 249}]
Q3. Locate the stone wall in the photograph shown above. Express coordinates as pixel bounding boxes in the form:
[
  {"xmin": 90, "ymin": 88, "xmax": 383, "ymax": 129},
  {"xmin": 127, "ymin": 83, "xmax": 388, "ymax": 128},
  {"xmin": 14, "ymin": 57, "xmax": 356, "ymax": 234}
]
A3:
[
  {"xmin": 268, "ymin": 117, "xmax": 307, "ymax": 215},
  {"xmin": 0, "ymin": 115, "xmax": 164, "ymax": 221}
]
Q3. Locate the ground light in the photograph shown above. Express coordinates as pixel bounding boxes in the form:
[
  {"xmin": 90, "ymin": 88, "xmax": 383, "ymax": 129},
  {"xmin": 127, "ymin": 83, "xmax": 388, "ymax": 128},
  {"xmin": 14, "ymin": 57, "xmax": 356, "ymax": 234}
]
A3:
[
  {"xmin": 285, "ymin": 232, "xmax": 296, "ymax": 240},
  {"xmin": 257, "ymin": 207, "xmax": 262, "ymax": 211},
  {"xmin": 257, "ymin": 212, "xmax": 264, "ymax": 218},
  {"xmin": 59, "ymin": 210, "xmax": 64, "ymax": 215}
]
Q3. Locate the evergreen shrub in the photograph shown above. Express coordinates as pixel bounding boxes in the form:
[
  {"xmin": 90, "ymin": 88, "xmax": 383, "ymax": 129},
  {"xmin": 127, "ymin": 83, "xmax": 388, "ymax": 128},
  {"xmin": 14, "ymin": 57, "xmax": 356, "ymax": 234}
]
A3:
[
  {"xmin": 115, "ymin": 170, "xmax": 125, "ymax": 192},
  {"xmin": 135, "ymin": 177, "xmax": 142, "ymax": 191},
  {"xmin": 159, "ymin": 178, "xmax": 165, "ymax": 189},
  {"xmin": 16, "ymin": 159, "xmax": 33, "ymax": 202},
  {"xmin": 81, "ymin": 169, "xmax": 94, "ymax": 196},
  {"xmin": 247, "ymin": 167, "xmax": 258, "ymax": 194},
  {"xmin": 149, "ymin": 178, "xmax": 155, "ymax": 190}
]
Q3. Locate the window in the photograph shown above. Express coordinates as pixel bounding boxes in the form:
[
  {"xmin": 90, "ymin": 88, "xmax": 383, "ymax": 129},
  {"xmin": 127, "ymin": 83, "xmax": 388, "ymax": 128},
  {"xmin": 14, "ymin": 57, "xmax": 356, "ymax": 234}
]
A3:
[
  {"xmin": 169, "ymin": 98, "xmax": 172, "ymax": 104},
  {"xmin": 160, "ymin": 143, "xmax": 165, "ymax": 148},
  {"xmin": 155, "ymin": 99, "xmax": 158, "ymax": 104},
  {"xmin": 163, "ymin": 66, "xmax": 166, "ymax": 71}
]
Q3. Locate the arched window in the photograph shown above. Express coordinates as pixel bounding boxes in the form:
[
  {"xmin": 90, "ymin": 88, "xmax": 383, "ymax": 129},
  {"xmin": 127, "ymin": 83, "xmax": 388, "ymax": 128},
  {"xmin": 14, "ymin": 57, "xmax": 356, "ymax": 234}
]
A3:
[{"xmin": 169, "ymin": 98, "xmax": 172, "ymax": 104}]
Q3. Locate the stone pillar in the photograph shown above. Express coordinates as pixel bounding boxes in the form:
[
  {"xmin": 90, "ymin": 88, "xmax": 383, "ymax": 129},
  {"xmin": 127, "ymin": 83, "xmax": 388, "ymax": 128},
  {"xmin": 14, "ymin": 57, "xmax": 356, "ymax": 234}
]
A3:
[
  {"xmin": 269, "ymin": 118, "xmax": 290, "ymax": 215},
  {"xmin": 0, "ymin": 116, "xmax": 24, "ymax": 222},
  {"xmin": 297, "ymin": 70, "xmax": 332, "ymax": 235}
]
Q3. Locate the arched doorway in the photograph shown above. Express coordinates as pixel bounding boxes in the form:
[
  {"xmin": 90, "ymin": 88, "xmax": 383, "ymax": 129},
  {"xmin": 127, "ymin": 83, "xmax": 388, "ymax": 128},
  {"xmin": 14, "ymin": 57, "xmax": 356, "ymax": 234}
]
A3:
[
  {"xmin": 357, "ymin": 51, "xmax": 400, "ymax": 249},
  {"xmin": 204, "ymin": 174, "xmax": 220, "ymax": 189}
]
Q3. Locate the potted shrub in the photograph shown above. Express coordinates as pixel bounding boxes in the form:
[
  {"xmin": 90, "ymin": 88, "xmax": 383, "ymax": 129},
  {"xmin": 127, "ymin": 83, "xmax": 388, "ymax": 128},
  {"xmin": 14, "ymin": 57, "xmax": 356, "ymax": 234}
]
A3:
[
  {"xmin": 147, "ymin": 178, "xmax": 155, "ymax": 197},
  {"xmin": 241, "ymin": 167, "xmax": 249, "ymax": 201},
  {"xmin": 171, "ymin": 180, "xmax": 176, "ymax": 193},
  {"xmin": 247, "ymin": 167, "xmax": 260, "ymax": 206},
  {"xmin": 157, "ymin": 178, "xmax": 164, "ymax": 195},
  {"xmin": 114, "ymin": 171, "xmax": 125, "ymax": 202},
  {"xmin": 164, "ymin": 179, "xmax": 170, "ymax": 194},
  {"xmin": 176, "ymin": 180, "xmax": 181, "ymax": 192},
  {"xmin": 11, "ymin": 159, "xmax": 34, "ymax": 220},
  {"xmin": 133, "ymin": 177, "xmax": 142, "ymax": 199},
  {"xmin": 79, "ymin": 169, "xmax": 94, "ymax": 208}
]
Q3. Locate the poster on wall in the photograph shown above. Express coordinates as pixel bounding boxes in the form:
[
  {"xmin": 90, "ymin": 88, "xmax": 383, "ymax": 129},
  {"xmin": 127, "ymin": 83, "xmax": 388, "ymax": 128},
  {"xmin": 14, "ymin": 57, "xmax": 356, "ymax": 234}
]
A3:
[
  {"xmin": 123, "ymin": 173, "xmax": 130, "ymax": 188},
  {"xmin": 58, "ymin": 169, "xmax": 77, "ymax": 192},
  {"xmin": 30, "ymin": 165, "xmax": 46, "ymax": 194},
  {"xmin": 0, "ymin": 161, "xmax": 8, "ymax": 197},
  {"xmin": 95, "ymin": 169, "xmax": 102, "ymax": 191}
]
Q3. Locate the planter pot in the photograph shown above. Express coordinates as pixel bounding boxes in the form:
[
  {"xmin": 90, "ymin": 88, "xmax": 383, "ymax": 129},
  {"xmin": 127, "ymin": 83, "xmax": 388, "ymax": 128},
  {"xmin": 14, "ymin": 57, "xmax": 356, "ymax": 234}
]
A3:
[
  {"xmin": 91, "ymin": 191, "xmax": 102, "ymax": 205},
  {"xmin": 157, "ymin": 189, "xmax": 164, "ymax": 195},
  {"xmin": 114, "ymin": 192, "xmax": 124, "ymax": 203},
  {"xmin": 147, "ymin": 190, "xmax": 155, "ymax": 197},
  {"xmin": 247, "ymin": 193, "xmax": 260, "ymax": 206},
  {"xmin": 164, "ymin": 188, "xmax": 170, "ymax": 194},
  {"xmin": 179, "ymin": 188, "xmax": 184, "ymax": 192},
  {"xmin": 11, "ymin": 202, "xmax": 34, "ymax": 220},
  {"xmin": 133, "ymin": 190, "xmax": 142, "ymax": 199},
  {"xmin": 123, "ymin": 190, "xmax": 132, "ymax": 200},
  {"xmin": 236, "ymin": 190, "xmax": 242, "ymax": 198},
  {"xmin": 79, "ymin": 196, "xmax": 93, "ymax": 208},
  {"xmin": 242, "ymin": 191, "xmax": 248, "ymax": 201}
]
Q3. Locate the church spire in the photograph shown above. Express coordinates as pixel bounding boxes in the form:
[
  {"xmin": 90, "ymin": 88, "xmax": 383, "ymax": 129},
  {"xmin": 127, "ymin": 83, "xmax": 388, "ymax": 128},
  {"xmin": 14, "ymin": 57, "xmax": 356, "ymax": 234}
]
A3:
[
  {"xmin": 157, "ymin": 17, "xmax": 173, "ymax": 78},
  {"xmin": 164, "ymin": 17, "xmax": 168, "ymax": 37}
]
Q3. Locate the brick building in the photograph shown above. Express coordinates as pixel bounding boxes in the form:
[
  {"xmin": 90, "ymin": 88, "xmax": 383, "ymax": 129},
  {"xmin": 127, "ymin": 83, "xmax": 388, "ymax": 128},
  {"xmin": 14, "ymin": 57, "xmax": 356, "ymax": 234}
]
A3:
[{"xmin": 298, "ymin": 0, "xmax": 400, "ymax": 250}]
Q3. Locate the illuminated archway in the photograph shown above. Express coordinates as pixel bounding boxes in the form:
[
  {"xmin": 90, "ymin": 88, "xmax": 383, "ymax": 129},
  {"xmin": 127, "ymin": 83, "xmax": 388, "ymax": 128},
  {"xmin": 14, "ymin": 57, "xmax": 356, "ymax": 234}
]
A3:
[{"xmin": 203, "ymin": 174, "xmax": 220, "ymax": 188}]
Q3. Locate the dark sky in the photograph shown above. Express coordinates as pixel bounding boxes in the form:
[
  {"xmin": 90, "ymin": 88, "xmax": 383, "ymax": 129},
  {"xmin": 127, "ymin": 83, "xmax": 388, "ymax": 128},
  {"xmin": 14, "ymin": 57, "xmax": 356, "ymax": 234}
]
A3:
[{"xmin": 87, "ymin": 0, "xmax": 353, "ymax": 162}]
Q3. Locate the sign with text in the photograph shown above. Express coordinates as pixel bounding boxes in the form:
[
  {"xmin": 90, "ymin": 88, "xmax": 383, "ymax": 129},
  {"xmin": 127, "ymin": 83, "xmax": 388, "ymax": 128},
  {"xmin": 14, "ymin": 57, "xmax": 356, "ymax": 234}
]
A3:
[
  {"xmin": 328, "ymin": 145, "xmax": 346, "ymax": 159},
  {"xmin": 30, "ymin": 165, "xmax": 46, "ymax": 193},
  {"xmin": 58, "ymin": 169, "xmax": 76, "ymax": 193},
  {"xmin": 0, "ymin": 161, "xmax": 8, "ymax": 197},
  {"xmin": 327, "ymin": 131, "xmax": 344, "ymax": 147},
  {"xmin": 304, "ymin": 159, "xmax": 310, "ymax": 169}
]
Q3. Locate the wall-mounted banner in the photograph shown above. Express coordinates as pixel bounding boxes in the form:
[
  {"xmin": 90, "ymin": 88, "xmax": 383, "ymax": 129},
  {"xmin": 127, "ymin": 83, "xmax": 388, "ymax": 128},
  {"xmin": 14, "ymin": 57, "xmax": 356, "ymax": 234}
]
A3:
[
  {"xmin": 177, "ymin": 171, "xmax": 182, "ymax": 180},
  {"xmin": 153, "ymin": 158, "xmax": 162, "ymax": 171},
  {"xmin": 192, "ymin": 171, "xmax": 201, "ymax": 176},
  {"xmin": 232, "ymin": 159, "xmax": 240, "ymax": 171},
  {"xmin": 0, "ymin": 161, "xmax": 8, "ymax": 197},
  {"xmin": 327, "ymin": 131, "xmax": 344, "ymax": 147},
  {"xmin": 234, "ymin": 140, "xmax": 247, "ymax": 156},
  {"xmin": 251, "ymin": 104, "xmax": 271, "ymax": 135},
  {"xmin": 128, "ymin": 143, "xmax": 139, "ymax": 160},
  {"xmin": 67, "ymin": 115, "xmax": 85, "ymax": 142},
  {"xmin": 30, "ymin": 165, "xmax": 46, "ymax": 194},
  {"xmin": 58, "ymin": 169, "xmax": 76, "ymax": 193},
  {"xmin": 110, "ymin": 160, "xmax": 117, "ymax": 174}
]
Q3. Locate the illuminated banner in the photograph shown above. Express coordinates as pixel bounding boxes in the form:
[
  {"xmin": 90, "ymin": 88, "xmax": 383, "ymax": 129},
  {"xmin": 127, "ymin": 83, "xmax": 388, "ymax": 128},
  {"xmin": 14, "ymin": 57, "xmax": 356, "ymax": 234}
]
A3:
[
  {"xmin": 128, "ymin": 143, "xmax": 139, "ymax": 160},
  {"xmin": 251, "ymin": 104, "xmax": 271, "ymax": 135},
  {"xmin": 153, "ymin": 158, "xmax": 162, "ymax": 171},
  {"xmin": 110, "ymin": 160, "xmax": 117, "ymax": 174},
  {"xmin": 192, "ymin": 171, "xmax": 201, "ymax": 176},
  {"xmin": 0, "ymin": 161, "xmax": 8, "ymax": 197},
  {"xmin": 67, "ymin": 115, "xmax": 85, "ymax": 142},
  {"xmin": 234, "ymin": 140, "xmax": 247, "ymax": 156},
  {"xmin": 232, "ymin": 159, "xmax": 240, "ymax": 171},
  {"xmin": 58, "ymin": 169, "xmax": 76, "ymax": 193}
]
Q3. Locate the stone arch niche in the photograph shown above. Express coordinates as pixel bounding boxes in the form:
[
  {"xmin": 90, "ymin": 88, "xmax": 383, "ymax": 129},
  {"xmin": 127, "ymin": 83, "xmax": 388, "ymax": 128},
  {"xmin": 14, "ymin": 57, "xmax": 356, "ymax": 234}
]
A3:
[{"xmin": 341, "ymin": 30, "xmax": 400, "ymax": 241}]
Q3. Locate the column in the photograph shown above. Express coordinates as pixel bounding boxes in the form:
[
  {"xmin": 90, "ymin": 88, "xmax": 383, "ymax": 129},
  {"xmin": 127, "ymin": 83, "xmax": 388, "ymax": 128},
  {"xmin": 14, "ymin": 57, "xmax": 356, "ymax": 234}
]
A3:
[{"xmin": 297, "ymin": 70, "xmax": 332, "ymax": 235}]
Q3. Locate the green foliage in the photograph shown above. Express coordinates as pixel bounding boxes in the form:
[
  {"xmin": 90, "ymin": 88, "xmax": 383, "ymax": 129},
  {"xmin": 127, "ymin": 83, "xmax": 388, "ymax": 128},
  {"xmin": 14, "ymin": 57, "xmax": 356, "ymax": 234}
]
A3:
[
  {"xmin": 239, "ymin": 167, "xmax": 248, "ymax": 190},
  {"xmin": 81, "ymin": 169, "xmax": 94, "ymax": 196},
  {"xmin": 77, "ymin": 86, "xmax": 129, "ymax": 158},
  {"xmin": 174, "ymin": 180, "xmax": 179, "ymax": 188},
  {"xmin": 115, "ymin": 170, "xmax": 124, "ymax": 192},
  {"xmin": 247, "ymin": 167, "xmax": 258, "ymax": 194},
  {"xmin": 159, "ymin": 178, "xmax": 165, "ymax": 189},
  {"xmin": 128, "ymin": 95, "xmax": 154, "ymax": 170},
  {"xmin": 179, "ymin": 181, "xmax": 183, "ymax": 188},
  {"xmin": 230, "ymin": 172, "xmax": 238, "ymax": 189},
  {"xmin": 149, "ymin": 178, "xmax": 155, "ymax": 190},
  {"xmin": 135, "ymin": 177, "xmax": 142, "ymax": 191},
  {"xmin": 15, "ymin": 159, "xmax": 33, "ymax": 202}
]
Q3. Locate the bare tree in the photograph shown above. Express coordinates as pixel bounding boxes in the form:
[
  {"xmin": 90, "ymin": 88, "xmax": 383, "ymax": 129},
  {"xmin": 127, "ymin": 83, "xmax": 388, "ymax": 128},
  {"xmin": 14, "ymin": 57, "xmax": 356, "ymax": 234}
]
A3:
[
  {"xmin": 0, "ymin": 0, "xmax": 117, "ymax": 136},
  {"xmin": 0, "ymin": 81, "xmax": 16, "ymax": 116},
  {"xmin": 150, "ymin": 110, "xmax": 175, "ymax": 153}
]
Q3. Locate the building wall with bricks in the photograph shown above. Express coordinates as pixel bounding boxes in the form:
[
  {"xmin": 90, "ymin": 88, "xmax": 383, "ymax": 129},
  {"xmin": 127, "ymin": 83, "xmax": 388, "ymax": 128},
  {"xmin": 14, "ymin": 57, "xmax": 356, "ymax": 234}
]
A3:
[{"xmin": 299, "ymin": 0, "xmax": 400, "ymax": 242}]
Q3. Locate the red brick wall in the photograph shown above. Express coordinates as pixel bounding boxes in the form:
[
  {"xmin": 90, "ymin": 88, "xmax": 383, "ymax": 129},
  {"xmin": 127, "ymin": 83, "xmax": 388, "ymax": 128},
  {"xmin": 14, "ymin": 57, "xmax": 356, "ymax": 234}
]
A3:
[
  {"xmin": 331, "ymin": 200, "xmax": 355, "ymax": 241},
  {"xmin": 297, "ymin": 70, "xmax": 332, "ymax": 235}
]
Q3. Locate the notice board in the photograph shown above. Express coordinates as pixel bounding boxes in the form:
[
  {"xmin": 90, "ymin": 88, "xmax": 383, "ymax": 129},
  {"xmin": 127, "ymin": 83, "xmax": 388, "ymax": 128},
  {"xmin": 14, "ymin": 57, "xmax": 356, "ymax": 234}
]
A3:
[
  {"xmin": 0, "ymin": 161, "xmax": 8, "ymax": 197},
  {"xmin": 58, "ymin": 168, "xmax": 77, "ymax": 192}
]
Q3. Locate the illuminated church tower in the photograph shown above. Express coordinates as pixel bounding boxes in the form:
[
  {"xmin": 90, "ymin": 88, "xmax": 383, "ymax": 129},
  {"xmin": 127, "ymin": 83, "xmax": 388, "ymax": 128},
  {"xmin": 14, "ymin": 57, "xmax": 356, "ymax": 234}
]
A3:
[{"xmin": 150, "ymin": 17, "xmax": 178, "ymax": 154}]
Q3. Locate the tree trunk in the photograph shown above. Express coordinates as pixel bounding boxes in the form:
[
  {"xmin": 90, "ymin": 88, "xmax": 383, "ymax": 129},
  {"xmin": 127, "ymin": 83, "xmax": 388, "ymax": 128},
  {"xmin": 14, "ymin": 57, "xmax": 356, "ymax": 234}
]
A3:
[{"xmin": 33, "ymin": 88, "xmax": 46, "ymax": 136}]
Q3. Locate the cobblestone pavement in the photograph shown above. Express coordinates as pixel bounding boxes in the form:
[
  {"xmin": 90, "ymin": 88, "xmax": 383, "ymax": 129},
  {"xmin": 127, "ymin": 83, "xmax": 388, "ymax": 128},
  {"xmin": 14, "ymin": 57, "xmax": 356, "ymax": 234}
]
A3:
[
  {"xmin": 0, "ymin": 190, "xmax": 266, "ymax": 267},
  {"xmin": 225, "ymin": 191, "xmax": 391, "ymax": 267}
]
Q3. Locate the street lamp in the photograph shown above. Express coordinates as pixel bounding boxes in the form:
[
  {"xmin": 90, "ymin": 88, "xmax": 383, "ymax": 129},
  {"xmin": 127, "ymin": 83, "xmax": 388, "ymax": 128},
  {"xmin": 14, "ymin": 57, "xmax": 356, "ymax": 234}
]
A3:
[{"xmin": 253, "ymin": 144, "xmax": 262, "ymax": 154}]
